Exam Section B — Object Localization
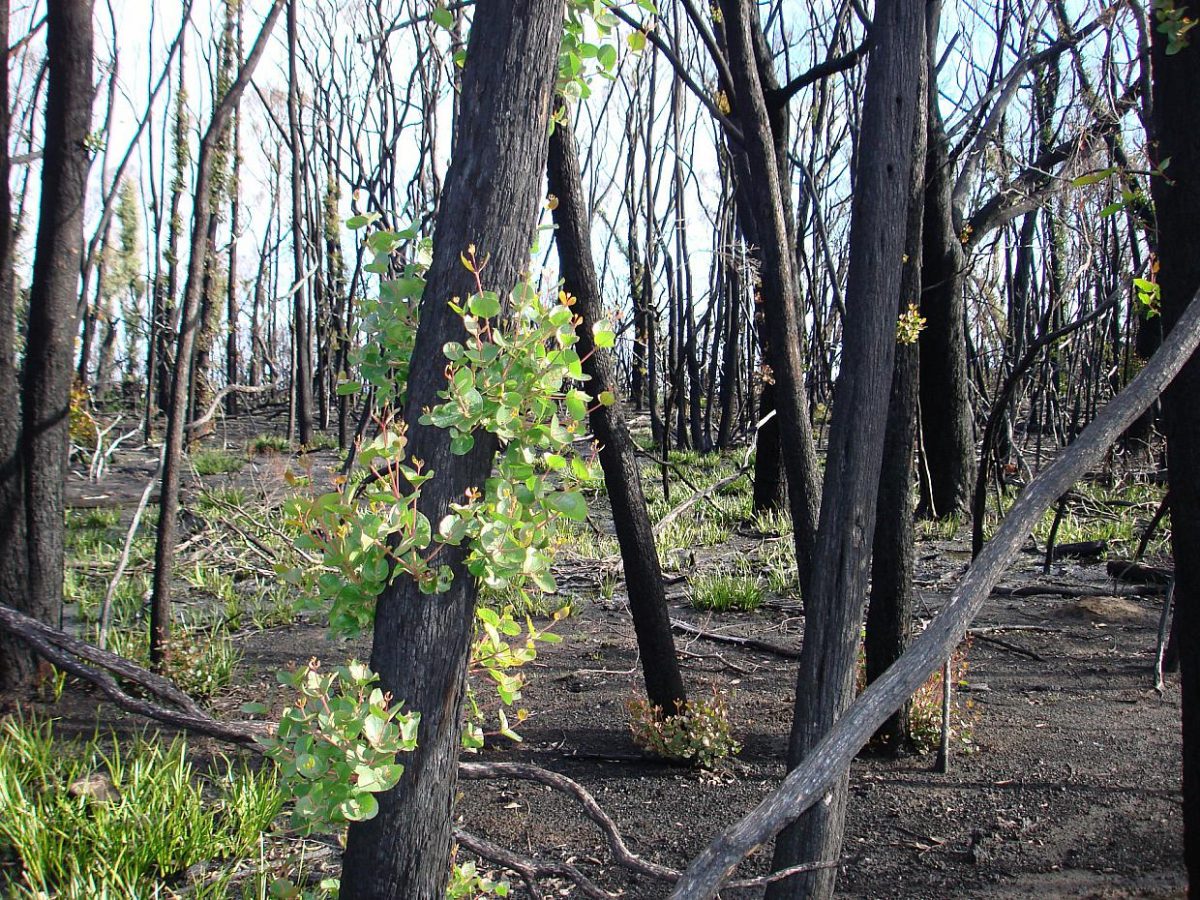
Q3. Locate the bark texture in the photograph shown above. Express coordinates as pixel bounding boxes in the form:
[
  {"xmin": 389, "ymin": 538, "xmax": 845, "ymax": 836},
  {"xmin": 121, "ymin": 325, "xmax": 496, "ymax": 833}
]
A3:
[{"xmin": 338, "ymin": 5, "xmax": 561, "ymax": 897}]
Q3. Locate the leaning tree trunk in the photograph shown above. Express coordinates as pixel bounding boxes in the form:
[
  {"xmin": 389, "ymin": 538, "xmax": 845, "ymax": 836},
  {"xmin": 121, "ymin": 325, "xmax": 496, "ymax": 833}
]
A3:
[
  {"xmin": 548, "ymin": 100, "xmax": 688, "ymax": 716},
  {"xmin": 1148, "ymin": 18, "xmax": 1200, "ymax": 890},
  {"xmin": 5, "ymin": 0, "xmax": 94, "ymax": 691},
  {"xmin": 337, "ymin": 5, "xmax": 562, "ymax": 898},
  {"xmin": 149, "ymin": 0, "xmax": 285, "ymax": 666},
  {"xmin": 766, "ymin": 0, "xmax": 924, "ymax": 896}
]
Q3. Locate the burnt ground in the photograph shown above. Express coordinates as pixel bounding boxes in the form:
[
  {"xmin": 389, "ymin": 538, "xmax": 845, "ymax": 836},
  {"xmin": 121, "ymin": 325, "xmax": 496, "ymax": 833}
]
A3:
[{"xmin": 33, "ymin": 409, "xmax": 1189, "ymax": 898}]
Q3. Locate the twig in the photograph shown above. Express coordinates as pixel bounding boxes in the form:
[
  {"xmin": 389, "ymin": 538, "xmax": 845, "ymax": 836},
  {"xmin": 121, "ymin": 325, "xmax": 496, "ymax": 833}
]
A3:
[
  {"xmin": 1155, "ymin": 579, "xmax": 1175, "ymax": 693},
  {"xmin": 967, "ymin": 631, "xmax": 1045, "ymax": 661},
  {"xmin": 670, "ymin": 618, "xmax": 801, "ymax": 659}
]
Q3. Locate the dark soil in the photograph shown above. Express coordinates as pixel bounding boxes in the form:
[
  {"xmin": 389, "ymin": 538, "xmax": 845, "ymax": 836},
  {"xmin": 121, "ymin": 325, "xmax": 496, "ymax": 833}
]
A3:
[{"xmin": 37, "ymin": 410, "xmax": 1189, "ymax": 898}]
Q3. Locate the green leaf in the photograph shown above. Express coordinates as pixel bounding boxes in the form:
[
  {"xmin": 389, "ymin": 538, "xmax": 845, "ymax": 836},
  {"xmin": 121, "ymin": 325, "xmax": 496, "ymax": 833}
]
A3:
[
  {"xmin": 544, "ymin": 490, "xmax": 587, "ymax": 521},
  {"xmin": 341, "ymin": 793, "xmax": 379, "ymax": 822},
  {"xmin": 1070, "ymin": 167, "xmax": 1116, "ymax": 187},
  {"xmin": 1099, "ymin": 201, "xmax": 1124, "ymax": 217},
  {"xmin": 431, "ymin": 5, "xmax": 454, "ymax": 29},
  {"xmin": 468, "ymin": 291, "xmax": 502, "ymax": 318},
  {"xmin": 592, "ymin": 321, "xmax": 616, "ymax": 348},
  {"xmin": 627, "ymin": 30, "xmax": 646, "ymax": 52},
  {"xmin": 598, "ymin": 43, "xmax": 618, "ymax": 71},
  {"xmin": 598, "ymin": 390, "xmax": 615, "ymax": 407},
  {"xmin": 336, "ymin": 379, "xmax": 362, "ymax": 396},
  {"xmin": 565, "ymin": 389, "xmax": 589, "ymax": 422}
]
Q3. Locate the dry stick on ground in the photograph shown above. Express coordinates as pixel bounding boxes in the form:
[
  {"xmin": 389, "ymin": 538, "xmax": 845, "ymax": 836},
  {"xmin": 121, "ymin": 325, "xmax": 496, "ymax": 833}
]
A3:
[
  {"xmin": 669, "ymin": 286, "xmax": 1200, "ymax": 899},
  {"xmin": 98, "ymin": 451, "xmax": 164, "ymax": 649},
  {"xmin": 670, "ymin": 617, "xmax": 801, "ymax": 660}
]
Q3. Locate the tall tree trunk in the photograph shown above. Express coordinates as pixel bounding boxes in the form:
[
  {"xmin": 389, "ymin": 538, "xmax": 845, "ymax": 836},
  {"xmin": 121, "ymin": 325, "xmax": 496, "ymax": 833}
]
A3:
[
  {"xmin": 865, "ymin": 39, "xmax": 929, "ymax": 752},
  {"xmin": 767, "ymin": 0, "xmax": 924, "ymax": 895},
  {"xmin": 225, "ymin": 1, "xmax": 244, "ymax": 417},
  {"xmin": 338, "ymin": 4, "xmax": 561, "ymax": 897},
  {"xmin": 13, "ymin": 0, "xmax": 94, "ymax": 685},
  {"xmin": 0, "ymin": 0, "xmax": 31, "ymax": 691},
  {"xmin": 1148, "ymin": 17, "xmax": 1200, "ymax": 890},
  {"xmin": 548, "ymin": 100, "xmax": 688, "ymax": 716},
  {"xmin": 150, "ymin": 0, "xmax": 285, "ymax": 666},
  {"xmin": 288, "ymin": 0, "xmax": 314, "ymax": 446}
]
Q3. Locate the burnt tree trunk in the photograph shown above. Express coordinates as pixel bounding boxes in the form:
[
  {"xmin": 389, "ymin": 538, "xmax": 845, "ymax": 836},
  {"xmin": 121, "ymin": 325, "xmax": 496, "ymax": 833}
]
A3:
[
  {"xmin": 337, "ymin": 4, "xmax": 561, "ymax": 897},
  {"xmin": 287, "ymin": 0, "xmax": 314, "ymax": 446},
  {"xmin": 864, "ymin": 39, "xmax": 928, "ymax": 752},
  {"xmin": 548, "ymin": 101, "xmax": 688, "ymax": 715},
  {"xmin": 150, "ymin": 0, "xmax": 285, "ymax": 666},
  {"xmin": 766, "ymin": 0, "xmax": 924, "ymax": 895},
  {"xmin": 718, "ymin": 0, "xmax": 821, "ymax": 578},
  {"xmin": 7, "ymin": 0, "xmax": 94, "ymax": 689},
  {"xmin": 1148, "ymin": 18, "xmax": 1200, "ymax": 890},
  {"xmin": 0, "ymin": 0, "xmax": 30, "ymax": 691}
]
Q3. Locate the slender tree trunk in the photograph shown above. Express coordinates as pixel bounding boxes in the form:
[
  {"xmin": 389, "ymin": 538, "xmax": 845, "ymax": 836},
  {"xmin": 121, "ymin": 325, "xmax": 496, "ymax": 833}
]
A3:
[
  {"xmin": 225, "ymin": 3, "xmax": 243, "ymax": 417},
  {"xmin": 1148, "ymin": 18, "xmax": 1200, "ymax": 890},
  {"xmin": 150, "ymin": 0, "xmax": 285, "ymax": 666},
  {"xmin": 767, "ymin": 1, "xmax": 924, "ymax": 895},
  {"xmin": 718, "ymin": 0, "xmax": 821, "ymax": 579},
  {"xmin": 338, "ymin": 5, "xmax": 561, "ymax": 897},
  {"xmin": 548, "ymin": 100, "xmax": 688, "ymax": 715},
  {"xmin": 288, "ymin": 0, "xmax": 314, "ymax": 446}
]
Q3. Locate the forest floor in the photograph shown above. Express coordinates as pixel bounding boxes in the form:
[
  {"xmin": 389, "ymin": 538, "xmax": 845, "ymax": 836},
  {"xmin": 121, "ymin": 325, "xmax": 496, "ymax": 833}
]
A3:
[{"xmin": 8, "ymin": 407, "xmax": 1187, "ymax": 898}]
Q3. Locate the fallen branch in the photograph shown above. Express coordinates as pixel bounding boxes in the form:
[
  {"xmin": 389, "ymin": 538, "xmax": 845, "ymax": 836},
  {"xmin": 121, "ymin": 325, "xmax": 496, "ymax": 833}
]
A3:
[
  {"xmin": 0, "ymin": 601, "xmax": 262, "ymax": 746},
  {"xmin": 669, "ymin": 284, "xmax": 1200, "ymax": 899},
  {"xmin": 1107, "ymin": 559, "xmax": 1173, "ymax": 585},
  {"xmin": 671, "ymin": 618, "xmax": 801, "ymax": 659},
  {"xmin": 186, "ymin": 380, "xmax": 284, "ymax": 433}
]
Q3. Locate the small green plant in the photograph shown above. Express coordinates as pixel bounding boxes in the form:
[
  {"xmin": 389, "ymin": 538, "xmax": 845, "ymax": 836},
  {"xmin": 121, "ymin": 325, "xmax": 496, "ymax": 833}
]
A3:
[
  {"xmin": 598, "ymin": 570, "xmax": 620, "ymax": 601},
  {"xmin": 627, "ymin": 692, "xmax": 741, "ymax": 768},
  {"xmin": 67, "ymin": 505, "xmax": 121, "ymax": 530},
  {"xmin": 301, "ymin": 433, "xmax": 339, "ymax": 453},
  {"xmin": 689, "ymin": 570, "xmax": 763, "ymax": 612},
  {"xmin": 896, "ymin": 302, "xmax": 927, "ymax": 344},
  {"xmin": 0, "ymin": 717, "xmax": 280, "ymax": 897},
  {"xmin": 249, "ymin": 433, "xmax": 293, "ymax": 455},
  {"xmin": 447, "ymin": 858, "xmax": 510, "ymax": 898},
  {"xmin": 250, "ymin": 659, "xmax": 419, "ymax": 834},
  {"xmin": 191, "ymin": 447, "xmax": 246, "ymax": 476},
  {"xmin": 165, "ymin": 624, "xmax": 242, "ymax": 698}
]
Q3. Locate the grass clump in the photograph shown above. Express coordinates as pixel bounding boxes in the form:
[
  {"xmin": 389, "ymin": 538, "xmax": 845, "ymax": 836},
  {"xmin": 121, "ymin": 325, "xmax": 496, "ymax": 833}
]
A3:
[
  {"xmin": 689, "ymin": 569, "xmax": 763, "ymax": 612},
  {"xmin": 627, "ymin": 692, "xmax": 741, "ymax": 768},
  {"xmin": 248, "ymin": 433, "xmax": 292, "ymax": 454},
  {"xmin": 0, "ymin": 717, "xmax": 281, "ymax": 898},
  {"xmin": 190, "ymin": 447, "xmax": 245, "ymax": 476}
]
